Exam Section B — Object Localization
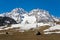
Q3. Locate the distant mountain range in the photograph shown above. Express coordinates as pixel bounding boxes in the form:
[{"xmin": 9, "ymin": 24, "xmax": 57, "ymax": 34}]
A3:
[
  {"xmin": 0, "ymin": 8, "xmax": 60, "ymax": 25},
  {"xmin": 0, "ymin": 8, "xmax": 60, "ymax": 33}
]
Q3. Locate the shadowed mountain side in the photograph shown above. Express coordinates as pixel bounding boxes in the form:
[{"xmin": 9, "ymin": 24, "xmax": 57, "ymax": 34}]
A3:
[{"xmin": 0, "ymin": 16, "xmax": 17, "ymax": 26}]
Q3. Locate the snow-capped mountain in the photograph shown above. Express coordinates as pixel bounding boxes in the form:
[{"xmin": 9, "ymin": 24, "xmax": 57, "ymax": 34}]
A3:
[
  {"xmin": 0, "ymin": 8, "xmax": 60, "ymax": 33},
  {"xmin": 0, "ymin": 8, "xmax": 60, "ymax": 24},
  {"xmin": 29, "ymin": 9, "xmax": 54, "ymax": 23},
  {"xmin": 3, "ymin": 8, "xmax": 28, "ymax": 23}
]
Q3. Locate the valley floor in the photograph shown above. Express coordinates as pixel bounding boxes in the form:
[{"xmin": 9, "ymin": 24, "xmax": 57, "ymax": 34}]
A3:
[{"xmin": 0, "ymin": 31, "xmax": 60, "ymax": 40}]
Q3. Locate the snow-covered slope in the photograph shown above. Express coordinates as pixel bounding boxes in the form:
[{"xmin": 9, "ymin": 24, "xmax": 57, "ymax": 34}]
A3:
[
  {"xmin": 29, "ymin": 9, "xmax": 54, "ymax": 23},
  {"xmin": 3, "ymin": 8, "xmax": 28, "ymax": 23},
  {"xmin": 0, "ymin": 8, "xmax": 60, "ymax": 32},
  {"xmin": 21, "ymin": 14, "xmax": 36, "ymax": 24},
  {"xmin": 0, "ymin": 23, "xmax": 54, "ymax": 32},
  {"xmin": 52, "ymin": 15, "xmax": 60, "ymax": 22},
  {"xmin": 0, "ymin": 13, "xmax": 4, "ymax": 17},
  {"xmin": 44, "ymin": 25, "xmax": 60, "ymax": 32},
  {"xmin": 44, "ymin": 25, "xmax": 60, "ymax": 34},
  {"xmin": 0, "ymin": 8, "xmax": 60, "ymax": 24}
]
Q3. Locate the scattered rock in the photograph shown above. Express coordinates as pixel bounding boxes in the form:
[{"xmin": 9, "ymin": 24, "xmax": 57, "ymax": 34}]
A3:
[
  {"xmin": 36, "ymin": 31, "xmax": 41, "ymax": 35},
  {"xmin": 6, "ymin": 32, "xmax": 8, "ymax": 34}
]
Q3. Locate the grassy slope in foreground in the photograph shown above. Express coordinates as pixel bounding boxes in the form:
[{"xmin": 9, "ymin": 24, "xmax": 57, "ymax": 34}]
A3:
[{"xmin": 0, "ymin": 25, "xmax": 60, "ymax": 40}]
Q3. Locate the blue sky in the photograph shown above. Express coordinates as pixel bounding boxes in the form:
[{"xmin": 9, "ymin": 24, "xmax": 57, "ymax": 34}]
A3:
[{"xmin": 0, "ymin": 0, "xmax": 60, "ymax": 17}]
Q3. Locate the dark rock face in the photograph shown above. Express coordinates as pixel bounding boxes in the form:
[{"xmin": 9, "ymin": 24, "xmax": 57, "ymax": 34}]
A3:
[
  {"xmin": 6, "ymin": 32, "xmax": 8, "ymax": 34},
  {"xmin": 0, "ymin": 16, "xmax": 17, "ymax": 26},
  {"xmin": 36, "ymin": 31, "xmax": 41, "ymax": 35}
]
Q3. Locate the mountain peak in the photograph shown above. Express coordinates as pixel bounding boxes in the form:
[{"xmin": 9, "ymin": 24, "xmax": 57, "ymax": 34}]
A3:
[
  {"xmin": 29, "ymin": 9, "xmax": 50, "ymax": 15},
  {"xmin": 11, "ymin": 8, "xmax": 27, "ymax": 14},
  {"xmin": 29, "ymin": 9, "xmax": 54, "ymax": 22}
]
